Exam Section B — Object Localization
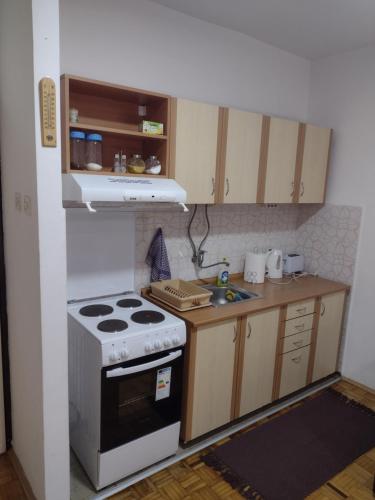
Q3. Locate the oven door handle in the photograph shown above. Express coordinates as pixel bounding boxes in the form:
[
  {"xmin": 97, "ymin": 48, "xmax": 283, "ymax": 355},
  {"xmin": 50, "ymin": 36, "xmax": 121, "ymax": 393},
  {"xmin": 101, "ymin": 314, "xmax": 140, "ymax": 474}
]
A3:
[{"xmin": 106, "ymin": 350, "xmax": 183, "ymax": 378}]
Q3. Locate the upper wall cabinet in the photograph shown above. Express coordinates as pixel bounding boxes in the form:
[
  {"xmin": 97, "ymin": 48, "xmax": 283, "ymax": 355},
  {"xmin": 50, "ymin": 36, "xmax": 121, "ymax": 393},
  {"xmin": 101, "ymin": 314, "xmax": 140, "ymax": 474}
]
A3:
[
  {"xmin": 219, "ymin": 108, "xmax": 263, "ymax": 204},
  {"xmin": 296, "ymin": 124, "xmax": 331, "ymax": 203},
  {"xmin": 171, "ymin": 98, "xmax": 220, "ymax": 204},
  {"xmin": 258, "ymin": 117, "xmax": 299, "ymax": 203}
]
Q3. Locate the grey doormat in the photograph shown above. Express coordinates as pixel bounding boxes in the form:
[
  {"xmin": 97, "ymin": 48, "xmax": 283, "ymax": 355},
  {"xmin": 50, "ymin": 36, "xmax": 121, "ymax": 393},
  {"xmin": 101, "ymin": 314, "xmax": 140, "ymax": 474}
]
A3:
[{"xmin": 202, "ymin": 389, "xmax": 375, "ymax": 499}]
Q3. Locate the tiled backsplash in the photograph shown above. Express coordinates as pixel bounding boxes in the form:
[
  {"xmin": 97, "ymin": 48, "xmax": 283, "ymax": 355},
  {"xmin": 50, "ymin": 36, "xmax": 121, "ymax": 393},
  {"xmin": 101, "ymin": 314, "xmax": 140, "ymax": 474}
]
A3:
[{"xmin": 135, "ymin": 203, "xmax": 362, "ymax": 291}]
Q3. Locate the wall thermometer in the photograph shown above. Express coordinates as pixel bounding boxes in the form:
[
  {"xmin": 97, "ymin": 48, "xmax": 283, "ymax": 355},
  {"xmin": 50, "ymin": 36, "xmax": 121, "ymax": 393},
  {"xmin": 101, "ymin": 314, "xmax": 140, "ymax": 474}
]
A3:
[{"xmin": 39, "ymin": 77, "xmax": 57, "ymax": 147}]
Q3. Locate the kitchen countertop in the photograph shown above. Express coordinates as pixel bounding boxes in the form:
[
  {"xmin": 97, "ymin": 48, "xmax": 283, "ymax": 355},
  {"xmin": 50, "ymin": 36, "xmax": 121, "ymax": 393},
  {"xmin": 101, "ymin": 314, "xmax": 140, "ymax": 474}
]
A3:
[{"xmin": 142, "ymin": 275, "xmax": 350, "ymax": 328}]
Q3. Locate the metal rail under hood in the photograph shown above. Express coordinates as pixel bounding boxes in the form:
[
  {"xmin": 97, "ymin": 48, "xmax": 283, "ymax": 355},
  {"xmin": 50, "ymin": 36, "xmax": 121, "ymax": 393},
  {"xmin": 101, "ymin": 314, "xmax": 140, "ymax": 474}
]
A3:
[{"xmin": 62, "ymin": 173, "xmax": 188, "ymax": 212}]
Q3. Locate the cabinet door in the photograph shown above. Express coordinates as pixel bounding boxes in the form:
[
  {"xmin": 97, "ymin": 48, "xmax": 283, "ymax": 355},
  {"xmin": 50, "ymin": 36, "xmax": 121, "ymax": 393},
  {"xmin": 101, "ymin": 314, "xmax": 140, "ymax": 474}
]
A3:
[
  {"xmin": 239, "ymin": 308, "xmax": 279, "ymax": 416},
  {"xmin": 190, "ymin": 319, "xmax": 237, "ymax": 440},
  {"xmin": 263, "ymin": 117, "xmax": 299, "ymax": 203},
  {"xmin": 223, "ymin": 108, "xmax": 262, "ymax": 203},
  {"xmin": 312, "ymin": 291, "xmax": 345, "ymax": 382},
  {"xmin": 299, "ymin": 124, "xmax": 331, "ymax": 203},
  {"xmin": 173, "ymin": 98, "xmax": 219, "ymax": 204}
]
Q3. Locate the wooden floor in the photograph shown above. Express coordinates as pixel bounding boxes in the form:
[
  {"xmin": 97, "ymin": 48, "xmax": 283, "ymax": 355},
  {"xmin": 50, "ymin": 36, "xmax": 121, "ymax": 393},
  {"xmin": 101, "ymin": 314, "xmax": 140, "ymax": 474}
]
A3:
[
  {"xmin": 108, "ymin": 380, "xmax": 375, "ymax": 500},
  {"xmin": 0, "ymin": 380, "xmax": 374, "ymax": 499}
]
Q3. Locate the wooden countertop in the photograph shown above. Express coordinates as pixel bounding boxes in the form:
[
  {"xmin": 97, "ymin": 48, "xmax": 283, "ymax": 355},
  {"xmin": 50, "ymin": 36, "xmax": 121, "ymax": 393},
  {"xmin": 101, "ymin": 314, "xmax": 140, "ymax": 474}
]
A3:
[{"xmin": 142, "ymin": 276, "xmax": 350, "ymax": 328}]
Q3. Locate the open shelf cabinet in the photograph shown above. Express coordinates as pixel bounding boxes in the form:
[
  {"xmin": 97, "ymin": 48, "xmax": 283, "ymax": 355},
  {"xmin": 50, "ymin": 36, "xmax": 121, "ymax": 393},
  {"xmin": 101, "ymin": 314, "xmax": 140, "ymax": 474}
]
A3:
[{"xmin": 61, "ymin": 75, "xmax": 172, "ymax": 177}]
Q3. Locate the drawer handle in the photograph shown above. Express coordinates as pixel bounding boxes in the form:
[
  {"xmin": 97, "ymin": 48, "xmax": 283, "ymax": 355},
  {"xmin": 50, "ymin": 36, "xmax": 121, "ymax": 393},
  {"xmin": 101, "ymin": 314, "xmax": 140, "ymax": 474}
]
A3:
[
  {"xmin": 247, "ymin": 322, "xmax": 252, "ymax": 339},
  {"xmin": 296, "ymin": 307, "xmax": 306, "ymax": 314},
  {"xmin": 211, "ymin": 177, "xmax": 215, "ymax": 196},
  {"xmin": 233, "ymin": 325, "xmax": 237, "ymax": 343},
  {"xmin": 292, "ymin": 355, "xmax": 302, "ymax": 363},
  {"xmin": 294, "ymin": 323, "xmax": 305, "ymax": 330},
  {"xmin": 225, "ymin": 178, "xmax": 230, "ymax": 196},
  {"xmin": 293, "ymin": 340, "xmax": 303, "ymax": 347},
  {"xmin": 300, "ymin": 181, "xmax": 305, "ymax": 197},
  {"xmin": 321, "ymin": 302, "xmax": 326, "ymax": 317}
]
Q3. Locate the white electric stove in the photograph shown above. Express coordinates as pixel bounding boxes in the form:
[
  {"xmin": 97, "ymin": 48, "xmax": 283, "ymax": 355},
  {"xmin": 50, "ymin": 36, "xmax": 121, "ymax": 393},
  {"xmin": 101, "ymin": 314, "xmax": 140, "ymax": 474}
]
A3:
[{"xmin": 66, "ymin": 212, "xmax": 186, "ymax": 490}]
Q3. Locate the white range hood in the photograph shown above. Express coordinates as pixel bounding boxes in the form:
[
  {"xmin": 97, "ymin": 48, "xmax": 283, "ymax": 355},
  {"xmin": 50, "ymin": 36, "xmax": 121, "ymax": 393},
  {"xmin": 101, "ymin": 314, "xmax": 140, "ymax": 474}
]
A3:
[{"xmin": 62, "ymin": 173, "xmax": 187, "ymax": 207}]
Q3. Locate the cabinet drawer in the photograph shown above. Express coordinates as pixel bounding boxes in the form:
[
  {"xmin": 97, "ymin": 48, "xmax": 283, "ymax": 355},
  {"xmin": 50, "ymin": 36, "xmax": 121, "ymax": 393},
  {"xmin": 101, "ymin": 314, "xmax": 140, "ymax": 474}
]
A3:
[
  {"xmin": 284, "ymin": 314, "xmax": 314, "ymax": 337},
  {"xmin": 279, "ymin": 345, "xmax": 310, "ymax": 398},
  {"xmin": 282, "ymin": 330, "xmax": 311, "ymax": 353},
  {"xmin": 286, "ymin": 299, "xmax": 315, "ymax": 320}
]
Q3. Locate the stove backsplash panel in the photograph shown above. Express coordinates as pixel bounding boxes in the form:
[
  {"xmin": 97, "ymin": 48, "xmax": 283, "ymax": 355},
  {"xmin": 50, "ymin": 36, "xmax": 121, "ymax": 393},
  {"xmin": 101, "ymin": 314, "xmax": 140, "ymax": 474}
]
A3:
[{"xmin": 134, "ymin": 204, "xmax": 362, "ymax": 291}]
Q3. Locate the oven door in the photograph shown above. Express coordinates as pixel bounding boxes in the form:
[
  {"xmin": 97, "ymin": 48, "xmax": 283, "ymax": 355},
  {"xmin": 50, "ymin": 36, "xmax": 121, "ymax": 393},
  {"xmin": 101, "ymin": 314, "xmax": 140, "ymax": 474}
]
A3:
[{"xmin": 100, "ymin": 347, "xmax": 183, "ymax": 453}]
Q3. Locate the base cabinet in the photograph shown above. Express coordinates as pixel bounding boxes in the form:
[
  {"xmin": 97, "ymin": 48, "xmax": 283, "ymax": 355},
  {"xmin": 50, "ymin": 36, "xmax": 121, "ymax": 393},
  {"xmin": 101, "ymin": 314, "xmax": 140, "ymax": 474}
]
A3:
[
  {"xmin": 238, "ymin": 308, "xmax": 279, "ymax": 416},
  {"xmin": 312, "ymin": 291, "xmax": 345, "ymax": 382},
  {"xmin": 189, "ymin": 319, "xmax": 237, "ymax": 440}
]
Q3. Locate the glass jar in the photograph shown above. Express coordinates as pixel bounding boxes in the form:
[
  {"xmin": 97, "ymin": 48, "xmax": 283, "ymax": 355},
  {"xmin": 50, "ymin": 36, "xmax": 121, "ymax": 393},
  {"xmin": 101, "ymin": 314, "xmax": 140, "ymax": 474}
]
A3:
[
  {"xmin": 70, "ymin": 130, "xmax": 86, "ymax": 170},
  {"xmin": 145, "ymin": 155, "xmax": 161, "ymax": 175},
  {"xmin": 128, "ymin": 154, "xmax": 145, "ymax": 174},
  {"xmin": 85, "ymin": 133, "xmax": 103, "ymax": 167}
]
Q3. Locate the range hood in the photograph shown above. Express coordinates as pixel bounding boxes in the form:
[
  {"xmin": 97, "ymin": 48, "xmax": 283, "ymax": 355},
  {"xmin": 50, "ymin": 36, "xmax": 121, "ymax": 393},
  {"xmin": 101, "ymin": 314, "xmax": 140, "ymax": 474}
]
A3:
[{"xmin": 62, "ymin": 173, "xmax": 187, "ymax": 209}]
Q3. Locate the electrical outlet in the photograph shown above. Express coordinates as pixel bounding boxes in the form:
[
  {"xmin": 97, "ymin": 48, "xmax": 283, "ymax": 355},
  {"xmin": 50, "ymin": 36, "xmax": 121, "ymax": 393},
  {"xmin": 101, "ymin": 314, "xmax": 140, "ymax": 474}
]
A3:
[
  {"xmin": 23, "ymin": 195, "xmax": 32, "ymax": 216},
  {"xmin": 15, "ymin": 192, "xmax": 22, "ymax": 212}
]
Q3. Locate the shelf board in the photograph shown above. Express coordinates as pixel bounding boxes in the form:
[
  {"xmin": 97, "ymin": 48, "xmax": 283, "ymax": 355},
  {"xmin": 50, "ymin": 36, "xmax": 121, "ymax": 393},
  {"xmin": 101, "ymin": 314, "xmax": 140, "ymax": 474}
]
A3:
[
  {"xmin": 67, "ymin": 168, "xmax": 167, "ymax": 178},
  {"xmin": 70, "ymin": 120, "xmax": 167, "ymax": 140}
]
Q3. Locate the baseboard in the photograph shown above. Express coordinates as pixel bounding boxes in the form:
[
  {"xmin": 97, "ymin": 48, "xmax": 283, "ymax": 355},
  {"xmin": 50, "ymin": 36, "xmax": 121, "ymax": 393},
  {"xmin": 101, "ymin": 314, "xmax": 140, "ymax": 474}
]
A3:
[
  {"xmin": 342, "ymin": 376, "xmax": 375, "ymax": 396},
  {"xmin": 8, "ymin": 448, "xmax": 37, "ymax": 500}
]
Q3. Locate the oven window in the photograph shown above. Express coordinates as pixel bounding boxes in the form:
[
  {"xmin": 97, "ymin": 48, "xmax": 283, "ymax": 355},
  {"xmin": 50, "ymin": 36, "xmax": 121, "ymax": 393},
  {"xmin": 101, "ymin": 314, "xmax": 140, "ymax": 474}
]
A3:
[{"xmin": 100, "ymin": 349, "xmax": 183, "ymax": 452}]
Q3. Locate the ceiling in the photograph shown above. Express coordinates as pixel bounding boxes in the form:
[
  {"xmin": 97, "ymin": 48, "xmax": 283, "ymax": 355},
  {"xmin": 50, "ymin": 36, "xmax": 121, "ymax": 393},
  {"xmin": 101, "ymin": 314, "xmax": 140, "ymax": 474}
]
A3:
[{"xmin": 150, "ymin": 0, "xmax": 375, "ymax": 59}]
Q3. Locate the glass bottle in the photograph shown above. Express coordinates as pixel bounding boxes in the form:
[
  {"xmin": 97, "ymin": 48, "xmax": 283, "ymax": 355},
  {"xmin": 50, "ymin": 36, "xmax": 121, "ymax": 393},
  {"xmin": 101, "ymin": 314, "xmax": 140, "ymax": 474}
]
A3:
[
  {"xmin": 127, "ymin": 154, "xmax": 145, "ymax": 174},
  {"xmin": 70, "ymin": 130, "xmax": 86, "ymax": 170}
]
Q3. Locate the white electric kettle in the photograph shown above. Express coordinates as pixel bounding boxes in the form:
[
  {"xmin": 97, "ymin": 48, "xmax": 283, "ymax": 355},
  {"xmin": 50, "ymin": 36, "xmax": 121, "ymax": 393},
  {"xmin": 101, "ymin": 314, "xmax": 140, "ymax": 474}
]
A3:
[{"xmin": 266, "ymin": 249, "xmax": 283, "ymax": 279}]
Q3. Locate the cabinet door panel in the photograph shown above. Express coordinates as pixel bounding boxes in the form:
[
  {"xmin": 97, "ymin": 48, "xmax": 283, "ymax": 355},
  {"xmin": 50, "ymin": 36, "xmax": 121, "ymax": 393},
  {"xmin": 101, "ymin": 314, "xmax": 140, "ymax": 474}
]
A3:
[
  {"xmin": 239, "ymin": 308, "xmax": 279, "ymax": 416},
  {"xmin": 264, "ymin": 117, "xmax": 299, "ymax": 203},
  {"xmin": 174, "ymin": 98, "xmax": 219, "ymax": 204},
  {"xmin": 300, "ymin": 125, "xmax": 331, "ymax": 203},
  {"xmin": 191, "ymin": 319, "xmax": 237, "ymax": 439},
  {"xmin": 223, "ymin": 108, "xmax": 262, "ymax": 203},
  {"xmin": 312, "ymin": 292, "xmax": 345, "ymax": 382}
]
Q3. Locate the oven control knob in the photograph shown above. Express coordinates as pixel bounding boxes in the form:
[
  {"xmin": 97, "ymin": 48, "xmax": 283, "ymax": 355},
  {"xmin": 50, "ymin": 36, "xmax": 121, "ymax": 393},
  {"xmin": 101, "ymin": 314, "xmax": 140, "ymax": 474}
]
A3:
[
  {"xmin": 109, "ymin": 352, "xmax": 118, "ymax": 362},
  {"xmin": 163, "ymin": 338, "xmax": 171, "ymax": 348},
  {"xmin": 153, "ymin": 340, "xmax": 161, "ymax": 350},
  {"xmin": 172, "ymin": 336, "xmax": 180, "ymax": 346},
  {"xmin": 120, "ymin": 349, "xmax": 129, "ymax": 360},
  {"xmin": 144, "ymin": 342, "xmax": 153, "ymax": 353}
]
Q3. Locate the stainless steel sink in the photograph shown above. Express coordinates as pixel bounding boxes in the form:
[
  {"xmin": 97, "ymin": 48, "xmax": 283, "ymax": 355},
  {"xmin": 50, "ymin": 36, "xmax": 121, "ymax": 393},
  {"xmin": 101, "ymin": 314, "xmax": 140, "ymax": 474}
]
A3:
[{"xmin": 202, "ymin": 284, "xmax": 261, "ymax": 307}]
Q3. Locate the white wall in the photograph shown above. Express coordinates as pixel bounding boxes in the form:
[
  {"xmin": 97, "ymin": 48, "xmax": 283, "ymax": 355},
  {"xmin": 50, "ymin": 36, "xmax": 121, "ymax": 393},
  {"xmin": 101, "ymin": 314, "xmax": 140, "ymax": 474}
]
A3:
[
  {"xmin": 59, "ymin": 0, "xmax": 310, "ymax": 120},
  {"xmin": 0, "ymin": 0, "xmax": 70, "ymax": 498},
  {"xmin": 309, "ymin": 45, "xmax": 375, "ymax": 389}
]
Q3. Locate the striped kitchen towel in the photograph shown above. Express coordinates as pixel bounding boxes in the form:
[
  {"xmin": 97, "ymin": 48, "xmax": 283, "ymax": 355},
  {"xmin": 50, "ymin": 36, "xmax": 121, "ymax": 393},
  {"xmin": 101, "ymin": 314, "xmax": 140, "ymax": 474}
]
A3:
[{"xmin": 146, "ymin": 228, "xmax": 171, "ymax": 282}]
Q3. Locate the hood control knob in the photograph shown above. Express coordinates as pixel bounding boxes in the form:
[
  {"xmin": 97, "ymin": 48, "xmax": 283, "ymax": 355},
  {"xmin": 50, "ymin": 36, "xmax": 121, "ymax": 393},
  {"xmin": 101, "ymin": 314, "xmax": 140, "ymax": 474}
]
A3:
[
  {"xmin": 144, "ymin": 342, "xmax": 152, "ymax": 353},
  {"xmin": 120, "ymin": 349, "xmax": 129, "ymax": 359},
  {"xmin": 153, "ymin": 340, "xmax": 161, "ymax": 350},
  {"xmin": 172, "ymin": 336, "xmax": 180, "ymax": 346},
  {"xmin": 163, "ymin": 338, "xmax": 171, "ymax": 348},
  {"xmin": 109, "ymin": 352, "xmax": 118, "ymax": 362}
]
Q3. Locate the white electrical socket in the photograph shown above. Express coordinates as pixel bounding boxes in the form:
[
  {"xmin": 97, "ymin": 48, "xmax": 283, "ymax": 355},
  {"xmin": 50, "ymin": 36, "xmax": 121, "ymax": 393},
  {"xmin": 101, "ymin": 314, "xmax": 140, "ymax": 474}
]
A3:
[
  {"xmin": 15, "ymin": 192, "xmax": 22, "ymax": 212},
  {"xmin": 23, "ymin": 195, "xmax": 32, "ymax": 216}
]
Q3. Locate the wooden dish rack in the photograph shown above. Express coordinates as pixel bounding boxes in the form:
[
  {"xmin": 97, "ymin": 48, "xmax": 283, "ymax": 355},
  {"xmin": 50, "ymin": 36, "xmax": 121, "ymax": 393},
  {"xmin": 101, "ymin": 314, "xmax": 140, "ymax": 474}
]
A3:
[{"xmin": 150, "ymin": 279, "xmax": 212, "ymax": 311}]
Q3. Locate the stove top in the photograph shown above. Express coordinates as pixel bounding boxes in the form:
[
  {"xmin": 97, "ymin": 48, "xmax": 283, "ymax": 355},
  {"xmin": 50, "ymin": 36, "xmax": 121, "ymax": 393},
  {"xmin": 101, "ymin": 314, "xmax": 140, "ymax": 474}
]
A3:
[{"xmin": 68, "ymin": 292, "xmax": 184, "ymax": 342}]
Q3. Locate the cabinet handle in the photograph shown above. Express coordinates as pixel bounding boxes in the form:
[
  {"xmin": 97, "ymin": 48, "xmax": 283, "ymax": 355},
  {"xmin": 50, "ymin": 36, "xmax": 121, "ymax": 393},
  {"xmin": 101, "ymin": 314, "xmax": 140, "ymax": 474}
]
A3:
[
  {"xmin": 247, "ymin": 322, "xmax": 252, "ymax": 339},
  {"xmin": 293, "ymin": 340, "xmax": 303, "ymax": 347},
  {"xmin": 292, "ymin": 355, "xmax": 302, "ymax": 363},
  {"xmin": 294, "ymin": 323, "xmax": 305, "ymax": 330},
  {"xmin": 225, "ymin": 178, "xmax": 230, "ymax": 196},
  {"xmin": 290, "ymin": 181, "xmax": 295, "ymax": 197},
  {"xmin": 296, "ymin": 307, "xmax": 306, "ymax": 314},
  {"xmin": 211, "ymin": 177, "xmax": 215, "ymax": 196},
  {"xmin": 233, "ymin": 325, "xmax": 237, "ymax": 343},
  {"xmin": 300, "ymin": 181, "xmax": 305, "ymax": 197},
  {"xmin": 321, "ymin": 302, "xmax": 326, "ymax": 317}
]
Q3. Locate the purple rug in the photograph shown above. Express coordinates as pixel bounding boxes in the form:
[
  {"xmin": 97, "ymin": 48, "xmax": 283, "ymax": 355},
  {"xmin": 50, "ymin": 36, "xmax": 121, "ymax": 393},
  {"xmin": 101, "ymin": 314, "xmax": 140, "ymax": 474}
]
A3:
[{"xmin": 202, "ymin": 389, "xmax": 375, "ymax": 500}]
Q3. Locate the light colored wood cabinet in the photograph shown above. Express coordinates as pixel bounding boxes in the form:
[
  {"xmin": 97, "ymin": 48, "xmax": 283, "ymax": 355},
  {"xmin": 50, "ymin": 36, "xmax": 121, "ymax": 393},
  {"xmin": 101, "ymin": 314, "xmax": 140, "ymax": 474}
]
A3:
[
  {"xmin": 189, "ymin": 318, "xmax": 237, "ymax": 440},
  {"xmin": 221, "ymin": 108, "xmax": 263, "ymax": 203},
  {"xmin": 298, "ymin": 124, "xmax": 331, "ymax": 203},
  {"xmin": 262, "ymin": 117, "xmax": 299, "ymax": 203},
  {"xmin": 238, "ymin": 308, "xmax": 280, "ymax": 416},
  {"xmin": 279, "ymin": 345, "xmax": 310, "ymax": 398},
  {"xmin": 312, "ymin": 291, "xmax": 345, "ymax": 382},
  {"xmin": 172, "ymin": 98, "xmax": 219, "ymax": 204}
]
